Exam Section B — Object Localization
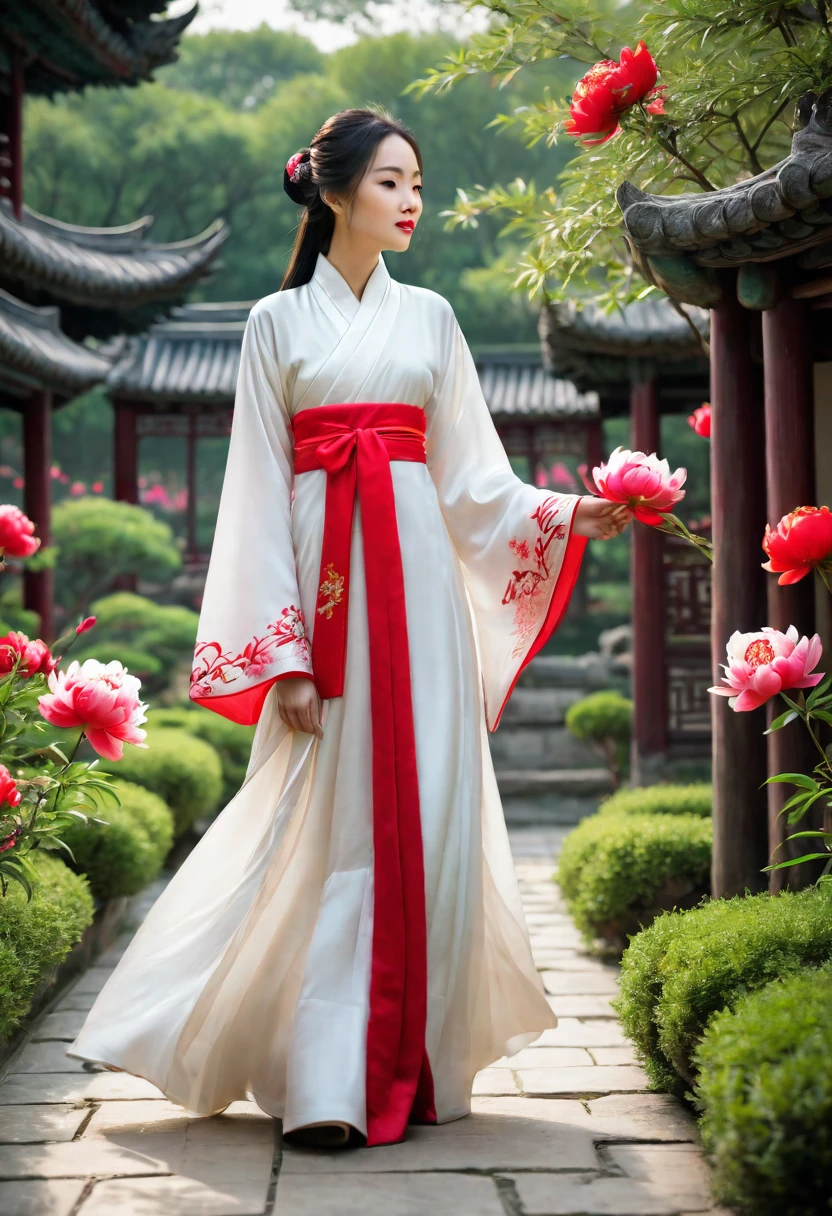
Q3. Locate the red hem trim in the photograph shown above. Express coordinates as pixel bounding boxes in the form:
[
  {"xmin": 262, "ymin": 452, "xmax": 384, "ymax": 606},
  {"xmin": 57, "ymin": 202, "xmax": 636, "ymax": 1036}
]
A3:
[
  {"xmin": 190, "ymin": 670, "xmax": 313, "ymax": 726},
  {"xmin": 490, "ymin": 499, "xmax": 588, "ymax": 732}
]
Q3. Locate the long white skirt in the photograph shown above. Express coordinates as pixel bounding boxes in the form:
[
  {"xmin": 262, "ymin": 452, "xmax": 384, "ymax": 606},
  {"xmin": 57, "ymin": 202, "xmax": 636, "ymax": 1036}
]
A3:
[{"xmin": 66, "ymin": 463, "xmax": 555, "ymax": 1136}]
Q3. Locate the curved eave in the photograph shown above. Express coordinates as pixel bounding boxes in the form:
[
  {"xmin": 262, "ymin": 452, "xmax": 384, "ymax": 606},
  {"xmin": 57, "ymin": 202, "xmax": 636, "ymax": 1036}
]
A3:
[
  {"xmin": 617, "ymin": 88, "xmax": 832, "ymax": 285},
  {"xmin": 0, "ymin": 202, "xmax": 229, "ymax": 313},
  {"xmin": 0, "ymin": 2, "xmax": 198, "ymax": 94},
  {"xmin": 543, "ymin": 297, "xmax": 709, "ymax": 359},
  {"xmin": 0, "ymin": 288, "xmax": 111, "ymax": 397}
]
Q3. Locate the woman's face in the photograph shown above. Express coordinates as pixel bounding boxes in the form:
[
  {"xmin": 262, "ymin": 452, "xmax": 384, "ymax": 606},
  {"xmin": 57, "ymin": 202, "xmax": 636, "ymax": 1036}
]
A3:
[{"xmin": 326, "ymin": 132, "xmax": 423, "ymax": 253}]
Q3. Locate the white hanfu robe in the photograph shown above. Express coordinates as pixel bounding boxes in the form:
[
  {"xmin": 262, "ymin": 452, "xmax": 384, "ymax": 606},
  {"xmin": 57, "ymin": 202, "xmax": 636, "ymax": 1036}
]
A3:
[{"xmin": 67, "ymin": 250, "xmax": 587, "ymax": 1144}]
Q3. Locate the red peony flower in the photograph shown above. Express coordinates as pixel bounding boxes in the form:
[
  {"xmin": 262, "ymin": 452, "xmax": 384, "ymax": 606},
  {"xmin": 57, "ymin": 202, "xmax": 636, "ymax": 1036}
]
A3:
[
  {"xmin": 688, "ymin": 403, "xmax": 711, "ymax": 438},
  {"xmin": 75, "ymin": 616, "xmax": 97, "ymax": 635},
  {"xmin": 0, "ymin": 505, "xmax": 40, "ymax": 558},
  {"xmin": 566, "ymin": 41, "xmax": 665, "ymax": 145},
  {"xmin": 0, "ymin": 765, "xmax": 21, "ymax": 809},
  {"xmin": 762, "ymin": 506, "xmax": 832, "ymax": 585},
  {"xmin": 0, "ymin": 631, "xmax": 56, "ymax": 678}
]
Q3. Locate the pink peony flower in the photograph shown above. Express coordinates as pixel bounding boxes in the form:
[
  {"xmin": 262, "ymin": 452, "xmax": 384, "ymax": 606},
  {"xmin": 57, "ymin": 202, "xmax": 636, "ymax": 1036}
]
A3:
[
  {"xmin": 75, "ymin": 616, "xmax": 97, "ymax": 635},
  {"xmin": 580, "ymin": 446, "xmax": 686, "ymax": 525},
  {"xmin": 0, "ymin": 631, "xmax": 56, "ymax": 678},
  {"xmin": 38, "ymin": 658, "xmax": 148, "ymax": 761},
  {"xmin": 69, "ymin": 481, "xmax": 86, "ymax": 497},
  {"xmin": 12, "ymin": 477, "xmax": 23, "ymax": 490},
  {"xmin": 0, "ymin": 764, "xmax": 21, "ymax": 809},
  {"xmin": 91, "ymin": 481, "xmax": 104, "ymax": 493},
  {"xmin": 709, "ymin": 626, "xmax": 824, "ymax": 712},
  {"xmin": 688, "ymin": 404, "xmax": 711, "ymax": 438},
  {"xmin": 0, "ymin": 505, "xmax": 40, "ymax": 558}
]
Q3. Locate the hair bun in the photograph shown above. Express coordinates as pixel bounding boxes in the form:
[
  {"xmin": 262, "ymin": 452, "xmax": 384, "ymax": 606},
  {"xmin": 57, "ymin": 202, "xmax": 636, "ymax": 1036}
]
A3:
[{"xmin": 284, "ymin": 148, "xmax": 312, "ymax": 205}]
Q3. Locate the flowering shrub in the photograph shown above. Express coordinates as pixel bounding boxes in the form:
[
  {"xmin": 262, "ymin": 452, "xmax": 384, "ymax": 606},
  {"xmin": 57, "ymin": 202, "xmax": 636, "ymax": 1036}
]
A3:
[
  {"xmin": 0, "ymin": 606, "xmax": 148, "ymax": 899},
  {"xmin": 0, "ymin": 505, "xmax": 41, "ymax": 565},
  {"xmin": 565, "ymin": 41, "xmax": 666, "ymax": 146}
]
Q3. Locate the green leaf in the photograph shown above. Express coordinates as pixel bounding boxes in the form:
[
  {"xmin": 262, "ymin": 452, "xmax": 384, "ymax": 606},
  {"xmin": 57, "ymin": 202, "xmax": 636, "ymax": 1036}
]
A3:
[
  {"xmin": 764, "ymin": 709, "xmax": 799, "ymax": 734},
  {"xmin": 806, "ymin": 674, "xmax": 832, "ymax": 709},
  {"xmin": 765, "ymin": 773, "xmax": 820, "ymax": 791},
  {"xmin": 764, "ymin": 853, "xmax": 832, "ymax": 871}
]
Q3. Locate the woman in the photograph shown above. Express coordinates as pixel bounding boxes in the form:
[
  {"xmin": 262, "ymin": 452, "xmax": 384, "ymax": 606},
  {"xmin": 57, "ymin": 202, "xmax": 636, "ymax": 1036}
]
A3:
[{"xmin": 67, "ymin": 107, "xmax": 630, "ymax": 1149}]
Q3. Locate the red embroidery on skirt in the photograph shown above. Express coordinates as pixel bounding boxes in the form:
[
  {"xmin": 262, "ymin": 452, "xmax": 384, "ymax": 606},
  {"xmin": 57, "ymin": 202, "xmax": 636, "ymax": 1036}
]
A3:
[
  {"xmin": 504, "ymin": 498, "xmax": 568, "ymax": 657},
  {"xmin": 190, "ymin": 606, "xmax": 310, "ymax": 698}
]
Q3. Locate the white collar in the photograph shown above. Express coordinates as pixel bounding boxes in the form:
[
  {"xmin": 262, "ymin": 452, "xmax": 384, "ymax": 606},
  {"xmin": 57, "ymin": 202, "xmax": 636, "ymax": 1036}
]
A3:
[{"xmin": 311, "ymin": 250, "xmax": 390, "ymax": 323}]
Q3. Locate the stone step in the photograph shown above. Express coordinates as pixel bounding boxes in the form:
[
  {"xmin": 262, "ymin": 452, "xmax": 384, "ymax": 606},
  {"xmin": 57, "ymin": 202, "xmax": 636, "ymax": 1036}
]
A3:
[
  {"xmin": 519, "ymin": 653, "xmax": 621, "ymax": 691},
  {"xmin": 496, "ymin": 687, "xmax": 586, "ymax": 727},
  {"xmin": 496, "ymin": 768, "xmax": 612, "ymax": 798},
  {"xmin": 489, "ymin": 725, "xmax": 600, "ymax": 769}
]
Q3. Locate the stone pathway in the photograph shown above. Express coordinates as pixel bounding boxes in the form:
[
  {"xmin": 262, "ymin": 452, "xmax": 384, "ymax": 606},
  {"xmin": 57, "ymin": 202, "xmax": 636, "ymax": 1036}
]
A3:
[{"xmin": 0, "ymin": 828, "xmax": 729, "ymax": 1216}]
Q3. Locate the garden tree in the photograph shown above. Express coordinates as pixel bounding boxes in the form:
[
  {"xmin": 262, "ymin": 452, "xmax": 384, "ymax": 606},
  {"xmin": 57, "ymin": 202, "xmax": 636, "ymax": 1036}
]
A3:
[
  {"xmin": 50, "ymin": 499, "xmax": 181, "ymax": 623},
  {"xmin": 160, "ymin": 25, "xmax": 324, "ymax": 109},
  {"xmin": 411, "ymin": 0, "xmax": 832, "ymax": 309}
]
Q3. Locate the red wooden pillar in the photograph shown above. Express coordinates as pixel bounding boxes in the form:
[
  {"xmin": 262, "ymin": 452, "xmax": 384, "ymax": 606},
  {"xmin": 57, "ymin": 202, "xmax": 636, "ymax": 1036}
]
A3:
[
  {"xmin": 113, "ymin": 400, "xmax": 139, "ymax": 592},
  {"xmin": 630, "ymin": 378, "xmax": 668, "ymax": 782},
  {"xmin": 762, "ymin": 295, "xmax": 817, "ymax": 891},
  {"xmin": 710, "ymin": 293, "xmax": 769, "ymax": 897},
  {"xmin": 113, "ymin": 400, "xmax": 139, "ymax": 504},
  {"xmin": 22, "ymin": 390, "xmax": 54, "ymax": 642},
  {"xmin": 585, "ymin": 416, "xmax": 604, "ymax": 471},
  {"xmin": 185, "ymin": 414, "xmax": 198, "ymax": 560},
  {"xmin": 0, "ymin": 43, "xmax": 23, "ymax": 218}
]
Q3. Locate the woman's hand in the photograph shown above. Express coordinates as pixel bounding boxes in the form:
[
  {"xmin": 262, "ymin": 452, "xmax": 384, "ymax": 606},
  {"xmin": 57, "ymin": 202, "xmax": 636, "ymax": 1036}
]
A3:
[
  {"xmin": 572, "ymin": 496, "xmax": 632, "ymax": 541},
  {"xmin": 275, "ymin": 677, "xmax": 324, "ymax": 739}
]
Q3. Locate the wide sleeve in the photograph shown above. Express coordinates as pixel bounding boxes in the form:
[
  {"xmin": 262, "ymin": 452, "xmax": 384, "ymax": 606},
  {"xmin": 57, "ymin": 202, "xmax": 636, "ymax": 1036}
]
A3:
[
  {"xmin": 425, "ymin": 301, "xmax": 587, "ymax": 732},
  {"xmin": 188, "ymin": 306, "xmax": 314, "ymax": 725}
]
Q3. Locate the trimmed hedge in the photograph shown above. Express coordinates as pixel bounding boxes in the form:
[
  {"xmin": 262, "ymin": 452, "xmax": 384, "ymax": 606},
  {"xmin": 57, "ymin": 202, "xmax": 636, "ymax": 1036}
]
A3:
[
  {"xmin": 615, "ymin": 882, "xmax": 832, "ymax": 1096},
  {"xmin": 599, "ymin": 783, "xmax": 712, "ymax": 819},
  {"xmin": 95, "ymin": 727, "xmax": 222, "ymax": 836},
  {"xmin": 695, "ymin": 962, "xmax": 832, "ymax": 1216},
  {"xmin": 60, "ymin": 780, "xmax": 174, "ymax": 900},
  {"xmin": 0, "ymin": 853, "xmax": 94, "ymax": 1040},
  {"xmin": 565, "ymin": 690, "xmax": 632, "ymax": 784},
  {"xmin": 149, "ymin": 707, "xmax": 254, "ymax": 804},
  {"xmin": 557, "ymin": 812, "xmax": 711, "ymax": 948}
]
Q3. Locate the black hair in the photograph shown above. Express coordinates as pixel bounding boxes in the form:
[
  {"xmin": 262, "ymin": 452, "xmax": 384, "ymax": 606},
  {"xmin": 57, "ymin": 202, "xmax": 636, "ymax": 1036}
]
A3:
[{"xmin": 281, "ymin": 107, "xmax": 422, "ymax": 291}]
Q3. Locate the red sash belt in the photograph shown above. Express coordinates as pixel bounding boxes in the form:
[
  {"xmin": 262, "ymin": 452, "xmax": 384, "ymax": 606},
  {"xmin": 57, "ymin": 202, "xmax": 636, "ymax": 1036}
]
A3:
[{"xmin": 292, "ymin": 402, "xmax": 436, "ymax": 1146}]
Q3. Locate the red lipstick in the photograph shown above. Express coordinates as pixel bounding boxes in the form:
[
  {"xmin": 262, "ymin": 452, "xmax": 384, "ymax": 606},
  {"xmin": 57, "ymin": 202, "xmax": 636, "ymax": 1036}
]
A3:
[{"xmin": 396, "ymin": 220, "xmax": 415, "ymax": 232}]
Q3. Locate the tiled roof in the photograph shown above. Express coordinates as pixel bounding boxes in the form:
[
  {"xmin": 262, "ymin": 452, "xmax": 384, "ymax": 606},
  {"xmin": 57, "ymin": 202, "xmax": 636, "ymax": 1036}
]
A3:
[
  {"xmin": 109, "ymin": 309, "xmax": 598, "ymax": 419},
  {"xmin": 0, "ymin": 288, "xmax": 111, "ymax": 397},
  {"xmin": 0, "ymin": 1, "xmax": 196, "ymax": 95},
  {"xmin": 0, "ymin": 202, "xmax": 228, "ymax": 338}
]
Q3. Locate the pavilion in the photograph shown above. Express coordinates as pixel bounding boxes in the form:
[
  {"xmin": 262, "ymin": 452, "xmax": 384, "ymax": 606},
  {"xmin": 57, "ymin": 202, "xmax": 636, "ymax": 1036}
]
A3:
[
  {"xmin": 617, "ymin": 87, "xmax": 832, "ymax": 897},
  {"xmin": 0, "ymin": 2, "xmax": 226, "ymax": 639}
]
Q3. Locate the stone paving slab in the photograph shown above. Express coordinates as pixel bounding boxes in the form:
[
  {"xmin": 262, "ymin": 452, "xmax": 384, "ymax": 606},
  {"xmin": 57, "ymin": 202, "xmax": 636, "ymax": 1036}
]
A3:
[
  {"xmin": 281, "ymin": 1098, "xmax": 606, "ymax": 1174},
  {"xmin": 79, "ymin": 1174, "xmax": 272, "ymax": 1216},
  {"xmin": 472, "ymin": 1068, "xmax": 519, "ymax": 1096},
  {"xmin": 542, "ymin": 969, "xmax": 621, "ymax": 996},
  {"xmin": 30, "ymin": 1011, "xmax": 87, "ymax": 1041},
  {"xmin": 509, "ymin": 1171, "xmax": 714, "ymax": 1215},
  {"xmin": 496, "ymin": 1046, "xmax": 594, "ymax": 1068},
  {"xmin": 8, "ymin": 1041, "xmax": 91, "ymax": 1073},
  {"xmin": 547, "ymin": 994, "xmax": 618, "ymax": 1018},
  {"xmin": 0, "ymin": 1071, "xmax": 164, "ymax": 1104},
  {"xmin": 532, "ymin": 1019, "xmax": 628, "ymax": 1048},
  {"xmin": 516, "ymin": 1064, "xmax": 650, "ymax": 1097},
  {"xmin": 0, "ymin": 1104, "xmax": 89, "ymax": 1144},
  {"xmin": 0, "ymin": 1179, "xmax": 86, "ymax": 1216},
  {"xmin": 275, "ymin": 1172, "xmax": 505, "ymax": 1216}
]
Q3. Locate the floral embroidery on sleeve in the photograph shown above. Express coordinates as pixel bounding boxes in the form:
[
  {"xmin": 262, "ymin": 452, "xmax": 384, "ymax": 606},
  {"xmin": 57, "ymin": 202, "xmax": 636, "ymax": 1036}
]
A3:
[
  {"xmin": 503, "ymin": 497, "xmax": 569, "ymax": 657},
  {"xmin": 190, "ymin": 606, "xmax": 311, "ymax": 699}
]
